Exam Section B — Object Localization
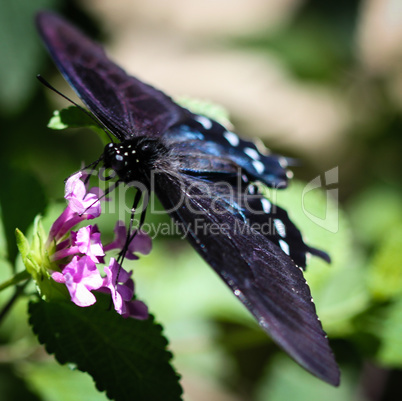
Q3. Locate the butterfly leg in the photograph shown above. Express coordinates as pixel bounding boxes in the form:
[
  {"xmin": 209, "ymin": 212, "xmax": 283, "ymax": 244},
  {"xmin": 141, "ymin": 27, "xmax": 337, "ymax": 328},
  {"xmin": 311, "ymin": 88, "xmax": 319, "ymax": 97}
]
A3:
[{"xmin": 117, "ymin": 187, "xmax": 148, "ymax": 265}]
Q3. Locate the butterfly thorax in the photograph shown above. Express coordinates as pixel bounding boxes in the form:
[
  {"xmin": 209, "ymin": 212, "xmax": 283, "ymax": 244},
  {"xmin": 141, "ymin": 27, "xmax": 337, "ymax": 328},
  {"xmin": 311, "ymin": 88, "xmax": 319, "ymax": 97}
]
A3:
[{"xmin": 103, "ymin": 137, "xmax": 169, "ymax": 184}]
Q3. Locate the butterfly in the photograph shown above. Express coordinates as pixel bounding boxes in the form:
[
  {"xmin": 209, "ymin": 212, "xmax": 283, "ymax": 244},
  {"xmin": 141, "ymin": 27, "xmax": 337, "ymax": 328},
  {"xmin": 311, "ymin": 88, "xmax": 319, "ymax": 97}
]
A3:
[{"xmin": 36, "ymin": 11, "xmax": 339, "ymax": 386}]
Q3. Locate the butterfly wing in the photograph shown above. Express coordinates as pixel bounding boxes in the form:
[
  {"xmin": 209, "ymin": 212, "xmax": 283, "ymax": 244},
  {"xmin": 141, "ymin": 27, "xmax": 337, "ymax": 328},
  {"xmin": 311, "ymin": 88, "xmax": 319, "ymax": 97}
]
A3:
[
  {"xmin": 37, "ymin": 11, "xmax": 338, "ymax": 384},
  {"xmin": 153, "ymin": 171, "xmax": 339, "ymax": 386},
  {"xmin": 202, "ymin": 177, "xmax": 330, "ymax": 269},
  {"xmin": 165, "ymin": 120, "xmax": 290, "ymax": 188},
  {"xmin": 36, "ymin": 11, "xmax": 192, "ymax": 140},
  {"xmin": 37, "ymin": 11, "xmax": 290, "ymax": 189}
]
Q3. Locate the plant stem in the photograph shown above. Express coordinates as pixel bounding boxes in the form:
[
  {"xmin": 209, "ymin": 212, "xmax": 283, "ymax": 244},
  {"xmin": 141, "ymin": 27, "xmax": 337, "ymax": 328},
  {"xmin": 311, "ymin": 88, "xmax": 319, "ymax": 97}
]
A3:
[
  {"xmin": 0, "ymin": 279, "xmax": 31, "ymax": 324},
  {"xmin": 0, "ymin": 270, "xmax": 30, "ymax": 292}
]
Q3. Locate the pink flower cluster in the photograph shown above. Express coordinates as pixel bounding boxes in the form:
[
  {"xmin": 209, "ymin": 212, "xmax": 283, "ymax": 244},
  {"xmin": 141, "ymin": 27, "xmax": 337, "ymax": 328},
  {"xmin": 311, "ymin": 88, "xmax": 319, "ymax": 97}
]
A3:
[{"xmin": 48, "ymin": 172, "xmax": 150, "ymax": 319}]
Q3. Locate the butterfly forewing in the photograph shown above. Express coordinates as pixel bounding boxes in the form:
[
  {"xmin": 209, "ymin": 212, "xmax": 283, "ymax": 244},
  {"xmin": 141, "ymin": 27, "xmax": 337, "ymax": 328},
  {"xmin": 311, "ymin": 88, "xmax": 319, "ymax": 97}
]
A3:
[{"xmin": 36, "ymin": 12, "xmax": 191, "ymax": 140}]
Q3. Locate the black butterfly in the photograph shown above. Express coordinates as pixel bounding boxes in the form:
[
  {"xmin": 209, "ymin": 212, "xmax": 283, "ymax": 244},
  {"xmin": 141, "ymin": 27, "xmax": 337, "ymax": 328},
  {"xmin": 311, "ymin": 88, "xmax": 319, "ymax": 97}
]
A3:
[{"xmin": 36, "ymin": 11, "xmax": 339, "ymax": 385}]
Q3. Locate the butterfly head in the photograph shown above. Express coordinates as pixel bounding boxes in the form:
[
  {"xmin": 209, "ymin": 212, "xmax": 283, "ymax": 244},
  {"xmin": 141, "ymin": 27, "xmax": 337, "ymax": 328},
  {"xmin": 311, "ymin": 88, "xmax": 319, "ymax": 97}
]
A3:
[{"xmin": 103, "ymin": 138, "xmax": 168, "ymax": 183}]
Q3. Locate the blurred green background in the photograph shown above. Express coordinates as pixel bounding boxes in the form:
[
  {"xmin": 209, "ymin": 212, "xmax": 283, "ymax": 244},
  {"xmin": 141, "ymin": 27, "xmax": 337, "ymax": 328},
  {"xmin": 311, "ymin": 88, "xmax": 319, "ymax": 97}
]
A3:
[{"xmin": 1, "ymin": 0, "xmax": 402, "ymax": 400}]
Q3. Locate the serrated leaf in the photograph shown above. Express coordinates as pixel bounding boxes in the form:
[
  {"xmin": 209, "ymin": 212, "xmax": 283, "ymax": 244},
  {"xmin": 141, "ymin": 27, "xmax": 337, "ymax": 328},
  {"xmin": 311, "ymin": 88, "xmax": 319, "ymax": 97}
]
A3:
[{"xmin": 28, "ymin": 296, "xmax": 182, "ymax": 401}]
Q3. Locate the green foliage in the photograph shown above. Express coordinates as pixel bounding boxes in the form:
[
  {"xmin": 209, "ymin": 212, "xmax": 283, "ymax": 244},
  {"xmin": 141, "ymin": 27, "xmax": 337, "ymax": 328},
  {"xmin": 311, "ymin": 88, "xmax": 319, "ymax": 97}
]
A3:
[
  {"xmin": 368, "ymin": 227, "xmax": 402, "ymax": 301},
  {"xmin": 271, "ymin": 180, "xmax": 370, "ymax": 336},
  {"xmin": 23, "ymin": 361, "xmax": 109, "ymax": 401},
  {"xmin": 0, "ymin": 165, "xmax": 47, "ymax": 262},
  {"xmin": 255, "ymin": 354, "xmax": 361, "ymax": 401},
  {"xmin": 29, "ymin": 296, "xmax": 183, "ymax": 401},
  {"xmin": 48, "ymin": 107, "xmax": 111, "ymax": 144},
  {"xmin": 0, "ymin": 0, "xmax": 57, "ymax": 115},
  {"xmin": 176, "ymin": 96, "xmax": 233, "ymax": 127},
  {"xmin": 377, "ymin": 298, "xmax": 402, "ymax": 367},
  {"xmin": 1, "ymin": 1, "xmax": 402, "ymax": 399}
]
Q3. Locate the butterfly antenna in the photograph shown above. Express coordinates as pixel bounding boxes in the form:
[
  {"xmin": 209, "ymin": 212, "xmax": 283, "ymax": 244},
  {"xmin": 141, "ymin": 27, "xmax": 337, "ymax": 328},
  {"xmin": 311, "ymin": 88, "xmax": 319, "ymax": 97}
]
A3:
[{"xmin": 37, "ymin": 74, "xmax": 114, "ymax": 142}]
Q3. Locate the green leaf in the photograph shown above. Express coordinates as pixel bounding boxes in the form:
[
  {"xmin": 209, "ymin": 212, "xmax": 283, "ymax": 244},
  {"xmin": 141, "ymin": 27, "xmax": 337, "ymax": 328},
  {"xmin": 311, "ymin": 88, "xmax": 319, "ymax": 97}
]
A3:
[
  {"xmin": 28, "ymin": 296, "xmax": 182, "ymax": 401},
  {"xmin": 0, "ymin": 204, "xmax": 8, "ymax": 261},
  {"xmin": 367, "ymin": 226, "xmax": 402, "ymax": 301},
  {"xmin": 15, "ymin": 229, "xmax": 30, "ymax": 263},
  {"xmin": 349, "ymin": 186, "xmax": 402, "ymax": 246},
  {"xmin": 0, "ymin": 165, "xmax": 47, "ymax": 263},
  {"xmin": 0, "ymin": 364, "xmax": 41, "ymax": 401},
  {"xmin": 176, "ymin": 97, "xmax": 232, "ymax": 127},
  {"xmin": 134, "ymin": 241, "xmax": 254, "ymax": 329},
  {"xmin": 48, "ymin": 107, "xmax": 110, "ymax": 144},
  {"xmin": 265, "ymin": 179, "xmax": 368, "ymax": 336},
  {"xmin": 377, "ymin": 298, "xmax": 402, "ymax": 367},
  {"xmin": 0, "ymin": 0, "xmax": 57, "ymax": 115},
  {"xmin": 48, "ymin": 107, "xmax": 96, "ymax": 130},
  {"xmin": 255, "ymin": 354, "xmax": 361, "ymax": 401},
  {"xmin": 22, "ymin": 361, "xmax": 109, "ymax": 401}
]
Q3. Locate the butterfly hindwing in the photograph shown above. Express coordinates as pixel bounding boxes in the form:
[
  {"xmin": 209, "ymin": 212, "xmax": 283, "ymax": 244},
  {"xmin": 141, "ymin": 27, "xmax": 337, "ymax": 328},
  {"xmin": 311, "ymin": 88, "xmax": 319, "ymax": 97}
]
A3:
[
  {"xmin": 198, "ymin": 175, "xmax": 330, "ymax": 268},
  {"xmin": 166, "ymin": 119, "xmax": 290, "ymax": 188}
]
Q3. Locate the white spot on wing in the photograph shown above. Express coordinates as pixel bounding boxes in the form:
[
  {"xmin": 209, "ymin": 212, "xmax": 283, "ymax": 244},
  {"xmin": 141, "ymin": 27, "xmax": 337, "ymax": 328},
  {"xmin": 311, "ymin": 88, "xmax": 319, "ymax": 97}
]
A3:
[
  {"xmin": 195, "ymin": 115, "xmax": 213, "ymax": 130},
  {"xmin": 261, "ymin": 198, "xmax": 271, "ymax": 214},
  {"xmin": 223, "ymin": 131, "xmax": 240, "ymax": 146},
  {"xmin": 279, "ymin": 239, "xmax": 290, "ymax": 255},
  {"xmin": 252, "ymin": 160, "xmax": 265, "ymax": 174},
  {"xmin": 248, "ymin": 185, "xmax": 256, "ymax": 195},
  {"xmin": 274, "ymin": 219, "xmax": 286, "ymax": 238},
  {"xmin": 279, "ymin": 157, "xmax": 288, "ymax": 168},
  {"xmin": 244, "ymin": 147, "xmax": 261, "ymax": 160}
]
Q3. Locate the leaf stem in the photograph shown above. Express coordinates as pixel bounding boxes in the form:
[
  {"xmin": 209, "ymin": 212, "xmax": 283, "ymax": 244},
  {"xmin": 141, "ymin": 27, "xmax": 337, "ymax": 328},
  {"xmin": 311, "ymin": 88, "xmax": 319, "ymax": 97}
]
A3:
[
  {"xmin": 0, "ymin": 270, "xmax": 30, "ymax": 292},
  {"xmin": 0, "ymin": 278, "xmax": 31, "ymax": 325}
]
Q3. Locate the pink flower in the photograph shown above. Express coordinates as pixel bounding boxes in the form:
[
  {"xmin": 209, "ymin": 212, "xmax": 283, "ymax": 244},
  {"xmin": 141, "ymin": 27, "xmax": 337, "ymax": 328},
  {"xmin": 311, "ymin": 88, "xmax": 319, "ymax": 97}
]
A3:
[
  {"xmin": 71, "ymin": 225, "xmax": 104, "ymax": 263},
  {"xmin": 64, "ymin": 172, "xmax": 102, "ymax": 218},
  {"xmin": 52, "ymin": 255, "xmax": 103, "ymax": 307},
  {"xmin": 47, "ymin": 172, "xmax": 103, "ymax": 244},
  {"xmin": 104, "ymin": 221, "xmax": 152, "ymax": 260},
  {"xmin": 99, "ymin": 258, "xmax": 148, "ymax": 319},
  {"xmin": 43, "ymin": 172, "xmax": 150, "ymax": 318}
]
